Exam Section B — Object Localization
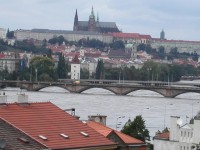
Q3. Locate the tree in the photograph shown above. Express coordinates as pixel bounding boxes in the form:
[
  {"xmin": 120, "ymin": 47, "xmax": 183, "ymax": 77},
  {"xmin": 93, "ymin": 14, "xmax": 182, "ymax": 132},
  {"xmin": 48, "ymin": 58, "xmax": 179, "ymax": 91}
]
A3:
[
  {"xmin": 121, "ymin": 115, "xmax": 150, "ymax": 142},
  {"xmin": 111, "ymin": 40, "xmax": 125, "ymax": 50},
  {"xmin": 29, "ymin": 56, "xmax": 56, "ymax": 81},
  {"xmin": 95, "ymin": 59, "xmax": 104, "ymax": 79},
  {"xmin": 57, "ymin": 53, "xmax": 67, "ymax": 79},
  {"xmin": 80, "ymin": 68, "xmax": 89, "ymax": 79},
  {"xmin": 6, "ymin": 28, "xmax": 14, "ymax": 39}
]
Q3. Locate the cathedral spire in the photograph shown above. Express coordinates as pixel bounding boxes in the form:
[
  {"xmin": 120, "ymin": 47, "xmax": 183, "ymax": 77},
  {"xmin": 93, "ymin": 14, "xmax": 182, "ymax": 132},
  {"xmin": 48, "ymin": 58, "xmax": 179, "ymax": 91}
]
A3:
[
  {"xmin": 97, "ymin": 12, "xmax": 99, "ymax": 22},
  {"xmin": 73, "ymin": 9, "xmax": 79, "ymax": 31}
]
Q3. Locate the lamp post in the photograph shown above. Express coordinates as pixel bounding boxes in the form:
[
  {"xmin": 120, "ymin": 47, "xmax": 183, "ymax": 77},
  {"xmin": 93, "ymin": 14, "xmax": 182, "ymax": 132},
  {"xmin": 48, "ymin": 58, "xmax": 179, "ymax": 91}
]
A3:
[
  {"xmin": 35, "ymin": 68, "xmax": 38, "ymax": 82},
  {"xmin": 118, "ymin": 70, "xmax": 121, "ymax": 84},
  {"xmin": 147, "ymin": 68, "xmax": 151, "ymax": 81},
  {"xmin": 116, "ymin": 116, "xmax": 125, "ymax": 130},
  {"xmin": 192, "ymin": 101, "xmax": 200, "ymax": 119}
]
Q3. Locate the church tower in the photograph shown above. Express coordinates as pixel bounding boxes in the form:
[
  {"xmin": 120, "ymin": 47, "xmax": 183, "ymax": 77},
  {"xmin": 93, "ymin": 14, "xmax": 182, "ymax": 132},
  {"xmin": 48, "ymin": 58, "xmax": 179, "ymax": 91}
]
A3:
[
  {"xmin": 160, "ymin": 29, "xmax": 165, "ymax": 40},
  {"xmin": 73, "ymin": 9, "xmax": 79, "ymax": 31},
  {"xmin": 88, "ymin": 6, "xmax": 96, "ymax": 32}
]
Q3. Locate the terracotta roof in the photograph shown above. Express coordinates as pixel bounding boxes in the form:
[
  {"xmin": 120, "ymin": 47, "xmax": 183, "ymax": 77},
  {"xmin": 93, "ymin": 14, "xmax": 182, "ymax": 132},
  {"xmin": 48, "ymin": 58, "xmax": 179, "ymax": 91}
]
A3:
[
  {"xmin": 87, "ymin": 121, "xmax": 144, "ymax": 144},
  {"xmin": 71, "ymin": 54, "xmax": 80, "ymax": 64},
  {"xmin": 0, "ymin": 102, "xmax": 117, "ymax": 149},
  {"xmin": 154, "ymin": 132, "xmax": 169, "ymax": 140},
  {"xmin": 112, "ymin": 33, "xmax": 151, "ymax": 39}
]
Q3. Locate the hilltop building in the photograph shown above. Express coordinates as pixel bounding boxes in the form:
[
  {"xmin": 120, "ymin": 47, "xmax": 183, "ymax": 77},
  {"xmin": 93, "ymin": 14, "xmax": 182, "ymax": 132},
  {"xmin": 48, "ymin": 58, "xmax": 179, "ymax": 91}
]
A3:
[
  {"xmin": 0, "ymin": 28, "xmax": 6, "ymax": 39},
  {"xmin": 160, "ymin": 29, "xmax": 165, "ymax": 40},
  {"xmin": 73, "ymin": 7, "xmax": 120, "ymax": 33}
]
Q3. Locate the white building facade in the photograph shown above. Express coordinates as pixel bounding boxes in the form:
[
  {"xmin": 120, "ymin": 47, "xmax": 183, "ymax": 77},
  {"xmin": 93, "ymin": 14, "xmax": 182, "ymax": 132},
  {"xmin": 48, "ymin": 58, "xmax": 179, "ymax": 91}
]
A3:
[
  {"xmin": 70, "ymin": 56, "xmax": 80, "ymax": 80},
  {"xmin": 0, "ymin": 28, "xmax": 6, "ymax": 39},
  {"xmin": 154, "ymin": 116, "xmax": 200, "ymax": 150}
]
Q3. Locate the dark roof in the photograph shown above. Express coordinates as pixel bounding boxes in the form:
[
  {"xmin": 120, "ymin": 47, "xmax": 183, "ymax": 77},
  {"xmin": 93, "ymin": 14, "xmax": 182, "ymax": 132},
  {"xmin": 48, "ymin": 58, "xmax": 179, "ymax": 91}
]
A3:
[
  {"xmin": 79, "ymin": 21, "xmax": 118, "ymax": 29},
  {"xmin": 109, "ymin": 50, "xmax": 131, "ymax": 59},
  {"xmin": 0, "ymin": 118, "xmax": 45, "ymax": 149},
  {"xmin": 0, "ymin": 102, "xmax": 117, "ymax": 149}
]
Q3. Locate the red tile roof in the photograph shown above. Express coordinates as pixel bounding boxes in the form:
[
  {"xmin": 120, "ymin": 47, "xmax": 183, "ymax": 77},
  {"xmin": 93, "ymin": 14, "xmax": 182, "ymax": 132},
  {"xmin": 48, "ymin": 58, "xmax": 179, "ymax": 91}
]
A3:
[
  {"xmin": 154, "ymin": 132, "xmax": 169, "ymax": 140},
  {"xmin": 0, "ymin": 102, "xmax": 117, "ymax": 149},
  {"xmin": 112, "ymin": 33, "xmax": 151, "ymax": 39},
  {"xmin": 87, "ymin": 121, "xmax": 144, "ymax": 144}
]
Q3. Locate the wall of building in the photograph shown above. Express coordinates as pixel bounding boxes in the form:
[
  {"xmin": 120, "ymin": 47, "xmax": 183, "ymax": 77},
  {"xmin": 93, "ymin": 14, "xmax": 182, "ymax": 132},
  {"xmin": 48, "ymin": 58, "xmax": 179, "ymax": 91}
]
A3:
[
  {"xmin": 14, "ymin": 30, "xmax": 113, "ymax": 43},
  {"xmin": 0, "ymin": 28, "xmax": 6, "ymax": 39},
  {"xmin": 151, "ymin": 40, "xmax": 200, "ymax": 54},
  {"xmin": 71, "ymin": 63, "xmax": 80, "ymax": 79}
]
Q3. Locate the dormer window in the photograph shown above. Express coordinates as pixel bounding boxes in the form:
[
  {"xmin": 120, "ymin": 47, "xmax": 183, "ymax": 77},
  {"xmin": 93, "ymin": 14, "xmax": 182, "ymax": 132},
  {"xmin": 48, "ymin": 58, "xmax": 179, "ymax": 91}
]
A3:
[
  {"xmin": 60, "ymin": 133, "xmax": 69, "ymax": 139},
  {"xmin": 38, "ymin": 135, "xmax": 47, "ymax": 140},
  {"xmin": 80, "ymin": 131, "xmax": 89, "ymax": 137}
]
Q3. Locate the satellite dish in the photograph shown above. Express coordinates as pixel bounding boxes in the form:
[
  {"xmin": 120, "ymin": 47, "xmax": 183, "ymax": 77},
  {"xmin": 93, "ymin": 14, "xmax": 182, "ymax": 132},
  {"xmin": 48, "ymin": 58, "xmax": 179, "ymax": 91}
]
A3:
[
  {"xmin": 177, "ymin": 118, "xmax": 183, "ymax": 126},
  {"xmin": 0, "ymin": 139, "xmax": 6, "ymax": 148},
  {"xmin": 95, "ymin": 117, "xmax": 100, "ymax": 122}
]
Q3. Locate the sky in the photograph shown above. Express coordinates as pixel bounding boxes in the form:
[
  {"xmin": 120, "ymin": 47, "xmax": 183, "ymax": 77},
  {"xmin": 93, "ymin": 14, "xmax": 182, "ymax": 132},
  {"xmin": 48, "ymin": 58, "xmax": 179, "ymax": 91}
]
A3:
[{"xmin": 0, "ymin": 0, "xmax": 200, "ymax": 41}]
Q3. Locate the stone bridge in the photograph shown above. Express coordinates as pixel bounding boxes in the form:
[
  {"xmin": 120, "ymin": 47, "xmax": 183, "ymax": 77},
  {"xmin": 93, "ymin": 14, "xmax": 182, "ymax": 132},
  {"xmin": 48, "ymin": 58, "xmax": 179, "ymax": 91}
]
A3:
[{"xmin": 1, "ymin": 80, "xmax": 200, "ymax": 98}]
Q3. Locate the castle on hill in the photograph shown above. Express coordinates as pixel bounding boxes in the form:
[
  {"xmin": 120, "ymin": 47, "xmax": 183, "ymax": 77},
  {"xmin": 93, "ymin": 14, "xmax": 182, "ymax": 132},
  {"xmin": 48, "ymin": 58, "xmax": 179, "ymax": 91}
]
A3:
[{"xmin": 73, "ymin": 7, "xmax": 120, "ymax": 33}]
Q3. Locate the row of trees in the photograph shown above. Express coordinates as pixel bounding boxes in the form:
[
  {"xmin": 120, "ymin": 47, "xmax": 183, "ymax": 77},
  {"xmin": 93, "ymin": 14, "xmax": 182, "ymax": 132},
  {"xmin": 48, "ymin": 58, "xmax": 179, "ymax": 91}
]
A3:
[
  {"xmin": 137, "ymin": 43, "xmax": 199, "ymax": 61},
  {"xmin": 48, "ymin": 35, "xmax": 125, "ymax": 51},
  {"xmin": 1, "ymin": 57, "xmax": 199, "ymax": 82},
  {"xmin": 96, "ymin": 60, "xmax": 199, "ymax": 82}
]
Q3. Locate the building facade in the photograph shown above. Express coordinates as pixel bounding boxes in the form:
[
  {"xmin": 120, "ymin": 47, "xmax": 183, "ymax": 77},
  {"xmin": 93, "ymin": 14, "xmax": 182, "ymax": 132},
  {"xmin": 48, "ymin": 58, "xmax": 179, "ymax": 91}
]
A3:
[
  {"xmin": 154, "ymin": 116, "xmax": 200, "ymax": 150},
  {"xmin": 73, "ymin": 7, "xmax": 120, "ymax": 33},
  {"xmin": 71, "ymin": 55, "xmax": 80, "ymax": 79},
  {"xmin": 0, "ymin": 28, "xmax": 6, "ymax": 39}
]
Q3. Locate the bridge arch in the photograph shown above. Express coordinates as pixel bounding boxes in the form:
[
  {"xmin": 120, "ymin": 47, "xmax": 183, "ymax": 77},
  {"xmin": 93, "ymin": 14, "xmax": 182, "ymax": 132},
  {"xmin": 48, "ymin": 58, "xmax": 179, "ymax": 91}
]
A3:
[
  {"xmin": 124, "ymin": 88, "xmax": 165, "ymax": 97},
  {"xmin": 31, "ymin": 85, "xmax": 72, "ymax": 92},
  {"xmin": 172, "ymin": 91, "xmax": 200, "ymax": 98},
  {"xmin": 76, "ymin": 86, "xmax": 118, "ymax": 95}
]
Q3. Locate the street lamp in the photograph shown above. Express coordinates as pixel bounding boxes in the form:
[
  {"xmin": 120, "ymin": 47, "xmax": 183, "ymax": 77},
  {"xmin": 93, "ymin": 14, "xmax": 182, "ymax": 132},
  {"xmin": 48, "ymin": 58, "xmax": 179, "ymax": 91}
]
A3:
[
  {"xmin": 147, "ymin": 68, "xmax": 151, "ymax": 81},
  {"xmin": 118, "ymin": 70, "xmax": 121, "ymax": 84},
  {"xmin": 35, "ymin": 68, "xmax": 38, "ymax": 82},
  {"xmin": 192, "ymin": 101, "xmax": 200, "ymax": 119},
  {"xmin": 116, "ymin": 116, "xmax": 125, "ymax": 130}
]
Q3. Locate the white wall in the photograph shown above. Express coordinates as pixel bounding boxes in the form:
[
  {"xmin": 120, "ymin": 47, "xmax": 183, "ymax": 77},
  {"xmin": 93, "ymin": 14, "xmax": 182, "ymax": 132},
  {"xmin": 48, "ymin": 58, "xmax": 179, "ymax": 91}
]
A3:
[{"xmin": 71, "ymin": 63, "xmax": 80, "ymax": 79}]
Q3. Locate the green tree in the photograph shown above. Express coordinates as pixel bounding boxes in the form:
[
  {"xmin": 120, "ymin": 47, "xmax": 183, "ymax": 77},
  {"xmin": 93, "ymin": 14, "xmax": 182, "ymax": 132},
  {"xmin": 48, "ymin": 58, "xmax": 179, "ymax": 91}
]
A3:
[
  {"xmin": 121, "ymin": 115, "xmax": 150, "ymax": 142},
  {"xmin": 6, "ymin": 28, "xmax": 14, "ymax": 39},
  {"xmin": 192, "ymin": 143, "xmax": 200, "ymax": 150},
  {"xmin": 80, "ymin": 68, "xmax": 89, "ymax": 79},
  {"xmin": 57, "ymin": 53, "xmax": 67, "ymax": 79},
  {"xmin": 95, "ymin": 59, "xmax": 104, "ymax": 79},
  {"xmin": 29, "ymin": 56, "xmax": 56, "ymax": 81},
  {"xmin": 111, "ymin": 40, "xmax": 125, "ymax": 50}
]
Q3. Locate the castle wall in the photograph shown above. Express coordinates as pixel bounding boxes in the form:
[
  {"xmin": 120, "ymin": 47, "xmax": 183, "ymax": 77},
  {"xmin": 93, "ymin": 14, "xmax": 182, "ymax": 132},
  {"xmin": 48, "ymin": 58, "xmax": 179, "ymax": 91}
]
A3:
[{"xmin": 14, "ymin": 30, "xmax": 113, "ymax": 44}]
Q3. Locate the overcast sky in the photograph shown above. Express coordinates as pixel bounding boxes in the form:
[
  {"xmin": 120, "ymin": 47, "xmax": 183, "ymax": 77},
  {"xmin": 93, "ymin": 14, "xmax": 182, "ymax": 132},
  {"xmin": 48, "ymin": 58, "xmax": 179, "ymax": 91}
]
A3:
[{"xmin": 0, "ymin": 0, "xmax": 200, "ymax": 41}]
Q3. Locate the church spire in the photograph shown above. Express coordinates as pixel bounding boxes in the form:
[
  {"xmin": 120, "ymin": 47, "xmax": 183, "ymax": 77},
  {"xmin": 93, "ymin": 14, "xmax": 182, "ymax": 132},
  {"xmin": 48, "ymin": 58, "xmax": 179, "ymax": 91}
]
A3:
[
  {"xmin": 73, "ymin": 9, "xmax": 79, "ymax": 31},
  {"xmin": 97, "ymin": 12, "xmax": 99, "ymax": 22}
]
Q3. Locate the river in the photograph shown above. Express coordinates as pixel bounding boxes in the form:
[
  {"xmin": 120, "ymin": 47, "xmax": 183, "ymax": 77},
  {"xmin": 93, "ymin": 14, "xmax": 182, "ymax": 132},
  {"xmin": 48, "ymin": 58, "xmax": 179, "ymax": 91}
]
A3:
[{"xmin": 1, "ymin": 86, "xmax": 200, "ymax": 139}]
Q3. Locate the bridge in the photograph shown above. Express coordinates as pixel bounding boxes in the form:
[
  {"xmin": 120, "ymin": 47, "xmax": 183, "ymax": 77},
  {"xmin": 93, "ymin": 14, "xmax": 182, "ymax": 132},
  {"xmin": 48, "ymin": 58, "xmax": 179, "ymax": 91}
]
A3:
[{"xmin": 0, "ymin": 80, "xmax": 200, "ymax": 98}]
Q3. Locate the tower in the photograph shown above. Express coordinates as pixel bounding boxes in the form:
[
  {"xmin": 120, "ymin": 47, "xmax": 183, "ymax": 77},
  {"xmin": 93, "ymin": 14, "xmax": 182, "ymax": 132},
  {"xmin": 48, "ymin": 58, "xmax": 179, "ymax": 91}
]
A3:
[
  {"xmin": 73, "ymin": 9, "xmax": 79, "ymax": 31},
  {"xmin": 88, "ymin": 6, "xmax": 96, "ymax": 32},
  {"xmin": 160, "ymin": 29, "xmax": 165, "ymax": 40}
]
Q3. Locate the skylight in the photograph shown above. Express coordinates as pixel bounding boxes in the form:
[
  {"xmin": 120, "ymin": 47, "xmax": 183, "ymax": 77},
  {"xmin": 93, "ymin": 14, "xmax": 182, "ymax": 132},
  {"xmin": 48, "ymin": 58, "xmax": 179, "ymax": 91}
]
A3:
[
  {"xmin": 80, "ymin": 131, "xmax": 89, "ymax": 137},
  {"xmin": 38, "ymin": 135, "xmax": 48, "ymax": 140},
  {"xmin": 60, "ymin": 133, "xmax": 69, "ymax": 139}
]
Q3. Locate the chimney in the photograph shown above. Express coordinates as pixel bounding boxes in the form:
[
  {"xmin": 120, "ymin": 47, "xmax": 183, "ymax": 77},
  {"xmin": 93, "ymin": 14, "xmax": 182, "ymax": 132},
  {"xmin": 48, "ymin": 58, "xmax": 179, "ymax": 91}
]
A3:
[
  {"xmin": 17, "ymin": 94, "xmax": 28, "ymax": 104},
  {"xmin": 0, "ymin": 95, "xmax": 7, "ymax": 105},
  {"xmin": 88, "ymin": 115, "xmax": 107, "ymax": 125}
]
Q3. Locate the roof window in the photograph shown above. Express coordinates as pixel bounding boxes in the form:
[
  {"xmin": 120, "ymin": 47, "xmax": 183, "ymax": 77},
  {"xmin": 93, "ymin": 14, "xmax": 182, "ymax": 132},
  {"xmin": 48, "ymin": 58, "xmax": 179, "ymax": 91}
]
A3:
[
  {"xmin": 18, "ymin": 137, "xmax": 29, "ymax": 143},
  {"xmin": 38, "ymin": 135, "xmax": 48, "ymax": 140},
  {"xmin": 80, "ymin": 131, "xmax": 89, "ymax": 137},
  {"xmin": 60, "ymin": 133, "xmax": 69, "ymax": 139}
]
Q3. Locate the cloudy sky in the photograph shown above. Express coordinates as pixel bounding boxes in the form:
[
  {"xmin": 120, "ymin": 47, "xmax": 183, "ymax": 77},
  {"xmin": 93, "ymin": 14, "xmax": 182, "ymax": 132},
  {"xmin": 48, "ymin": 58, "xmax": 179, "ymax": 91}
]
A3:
[{"xmin": 0, "ymin": 0, "xmax": 200, "ymax": 40}]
